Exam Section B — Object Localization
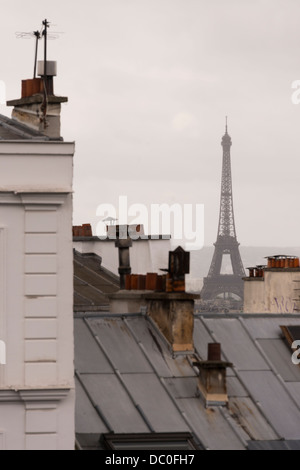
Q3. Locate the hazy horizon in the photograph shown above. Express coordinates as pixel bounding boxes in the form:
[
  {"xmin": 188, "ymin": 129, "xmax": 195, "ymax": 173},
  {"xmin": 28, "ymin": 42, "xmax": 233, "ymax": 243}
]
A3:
[{"xmin": 1, "ymin": 1, "xmax": 300, "ymax": 247}]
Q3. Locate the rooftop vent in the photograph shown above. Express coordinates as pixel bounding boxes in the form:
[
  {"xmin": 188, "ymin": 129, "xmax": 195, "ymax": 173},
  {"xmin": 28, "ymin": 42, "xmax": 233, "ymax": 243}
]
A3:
[
  {"xmin": 114, "ymin": 225, "xmax": 132, "ymax": 289},
  {"xmin": 37, "ymin": 60, "xmax": 57, "ymax": 77},
  {"xmin": 194, "ymin": 343, "xmax": 232, "ymax": 407}
]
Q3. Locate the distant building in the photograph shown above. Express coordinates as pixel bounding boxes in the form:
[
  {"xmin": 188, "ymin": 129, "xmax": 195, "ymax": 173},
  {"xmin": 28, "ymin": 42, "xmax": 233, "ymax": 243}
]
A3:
[
  {"xmin": 73, "ymin": 223, "xmax": 171, "ymax": 278},
  {"xmin": 243, "ymin": 255, "xmax": 300, "ymax": 313},
  {"xmin": 0, "ymin": 61, "xmax": 75, "ymax": 449}
]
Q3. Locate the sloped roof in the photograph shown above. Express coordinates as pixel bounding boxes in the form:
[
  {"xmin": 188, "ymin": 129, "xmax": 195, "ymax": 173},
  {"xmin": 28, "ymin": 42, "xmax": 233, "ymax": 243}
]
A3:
[
  {"xmin": 73, "ymin": 250, "xmax": 119, "ymax": 311},
  {"xmin": 74, "ymin": 308, "xmax": 300, "ymax": 450},
  {"xmin": 0, "ymin": 113, "xmax": 49, "ymax": 140}
]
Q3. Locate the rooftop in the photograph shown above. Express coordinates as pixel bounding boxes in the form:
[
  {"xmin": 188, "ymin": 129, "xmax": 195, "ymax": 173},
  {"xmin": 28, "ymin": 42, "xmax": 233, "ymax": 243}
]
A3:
[
  {"xmin": 74, "ymin": 252, "xmax": 300, "ymax": 450},
  {"xmin": 75, "ymin": 310, "xmax": 300, "ymax": 450},
  {"xmin": 73, "ymin": 250, "xmax": 119, "ymax": 311},
  {"xmin": 0, "ymin": 113, "xmax": 49, "ymax": 141}
]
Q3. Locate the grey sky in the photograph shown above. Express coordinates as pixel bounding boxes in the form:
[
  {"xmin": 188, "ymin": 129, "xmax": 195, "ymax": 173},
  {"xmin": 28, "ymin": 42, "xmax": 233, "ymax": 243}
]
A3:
[{"xmin": 1, "ymin": 0, "xmax": 300, "ymax": 247}]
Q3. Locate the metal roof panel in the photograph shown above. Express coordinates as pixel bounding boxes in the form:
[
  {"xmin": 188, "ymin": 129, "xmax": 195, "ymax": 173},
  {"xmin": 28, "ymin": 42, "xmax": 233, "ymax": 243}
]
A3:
[
  {"xmin": 243, "ymin": 316, "xmax": 300, "ymax": 339},
  {"xmin": 285, "ymin": 382, "xmax": 300, "ymax": 403},
  {"xmin": 86, "ymin": 317, "xmax": 153, "ymax": 374},
  {"xmin": 74, "ymin": 318, "xmax": 113, "ymax": 374},
  {"xmin": 227, "ymin": 376, "xmax": 248, "ymax": 397},
  {"xmin": 74, "ymin": 283, "xmax": 109, "ymax": 306},
  {"xmin": 193, "ymin": 317, "xmax": 215, "ymax": 360},
  {"xmin": 122, "ymin": 373, "xmax": 190, "ymax": 433},
  {"xmin": 124, "ymin": 317, "xmax": 174, "ymax": 378},
  {"xmin": 163, "ymin": 354, "xmax": 197, "ymax": 378},
  {"xmin": 178, "ymin": 398, "xmax": 245, "ymax": 450},
  {"xmin": 247, "ymin": 440, "xmax": 290, "ymax": 450},
  {"xmin": 75, "ymin": 377, "xmax": 108, "ymax": 434},
  {"xmin": 80, "ymin": 373, "xmax": 149, "ymax": 433},
  {"xmin": 124, "ymin": 316, "xmax": 196, "ymax": 378},
  {"xmin": 239, "ymin": 370, "xmax": 300, "ymax": 439},
  {"xmin": 257, "ymin": 338, "xmax": 300, "ymax": 382},
  {"xmin": 247, "ymin": 440, "xmax": 300, "ymax": 450},
  {"xmin": 202, "ymin": 318, "xmax": 269, "ymax": 370},
  {"xmin": 164, "ymin": 377, "xmax": 198, "ymax": 399},
  {"xmin": 228, "ymin": 397, "xmax": 278, "ymax": 440}
]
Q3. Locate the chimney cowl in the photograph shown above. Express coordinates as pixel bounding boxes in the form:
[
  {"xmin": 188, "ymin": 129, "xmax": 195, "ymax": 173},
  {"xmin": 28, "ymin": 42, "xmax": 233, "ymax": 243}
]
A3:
[{"xmin": 37, "ymin": 60, "xmax": 57, "ymax": 77}]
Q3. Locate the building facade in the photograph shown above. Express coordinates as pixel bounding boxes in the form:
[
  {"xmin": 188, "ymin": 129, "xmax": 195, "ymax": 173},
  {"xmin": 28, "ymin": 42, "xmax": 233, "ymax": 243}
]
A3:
[
  {"xmin": 243, "ymin": 256, "xmax": 300, "ymax": 313},
  {"xmin": 0, "ymin": 62, "xmax": 75, "ymax": 449}
]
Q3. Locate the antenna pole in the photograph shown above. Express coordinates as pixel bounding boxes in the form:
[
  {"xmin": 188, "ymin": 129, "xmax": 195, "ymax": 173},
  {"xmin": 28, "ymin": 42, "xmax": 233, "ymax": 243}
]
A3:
[
  {"xmin": 42, "ymin": 19, "xmax": 50, "ymax": 123},
  {"xmin": 42, "ymin": 19, "xmax": 49, "ymax": 81},
  {"xmin": 33, "ymin": 31, "xmax": 40, "ymax": 79}
]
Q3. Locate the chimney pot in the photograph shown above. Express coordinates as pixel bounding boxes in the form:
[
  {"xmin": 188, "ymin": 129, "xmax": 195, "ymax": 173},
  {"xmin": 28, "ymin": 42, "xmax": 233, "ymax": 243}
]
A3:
[{"xmin": 207, "ymin": 343, "xmax": 221, "ymax": 361}]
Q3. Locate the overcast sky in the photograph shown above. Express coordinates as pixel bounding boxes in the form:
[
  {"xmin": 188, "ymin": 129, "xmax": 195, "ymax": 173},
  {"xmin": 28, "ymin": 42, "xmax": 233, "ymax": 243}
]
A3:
[{"xmin": 1, "ymin": 0, "xmax": 300, "ymax": 247}]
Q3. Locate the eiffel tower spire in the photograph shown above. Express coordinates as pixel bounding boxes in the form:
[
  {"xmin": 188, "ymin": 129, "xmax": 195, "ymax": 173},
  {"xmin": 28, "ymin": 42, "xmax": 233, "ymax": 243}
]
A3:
[{"xmin": 201, "ymin": 120, "xmax": 245, "ymax": 301}]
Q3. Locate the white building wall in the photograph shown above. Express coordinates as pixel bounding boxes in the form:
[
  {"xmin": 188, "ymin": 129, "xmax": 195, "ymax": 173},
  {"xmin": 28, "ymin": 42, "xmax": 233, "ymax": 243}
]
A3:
[
  {"xmin": 244, "ymin": 270, "xmax": 300, "ymax": 313},
  {"xmin": 0, "ymin": 141, "xmax": 75, "ymax": 450},
  {"xmin": 243, "ymin": 280, "xmax": 266, "ymax": 313},
  {"xmin": 73, "ymin": 237, "xmax": 172, "ymax": 276},
  {"xmin": 265, "ymin": 271, "xmax": 300, "ymax": 313}
]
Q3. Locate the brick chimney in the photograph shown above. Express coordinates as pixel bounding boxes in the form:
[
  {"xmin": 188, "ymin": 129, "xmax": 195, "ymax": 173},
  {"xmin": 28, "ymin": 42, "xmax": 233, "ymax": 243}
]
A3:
[
  {"xmin": 6, "ymin": 61, "xmax": 67, "ymax": 140},
  {"xmin": 193, "ymin": 343, "xmax": 232, "ymax": 407}
]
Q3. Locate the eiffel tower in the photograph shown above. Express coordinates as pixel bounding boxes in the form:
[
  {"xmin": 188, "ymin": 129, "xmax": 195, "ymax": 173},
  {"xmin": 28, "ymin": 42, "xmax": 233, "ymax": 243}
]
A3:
[{"xmin": 201, "ymin": 119, "xmax": 245, "ymax": 301}]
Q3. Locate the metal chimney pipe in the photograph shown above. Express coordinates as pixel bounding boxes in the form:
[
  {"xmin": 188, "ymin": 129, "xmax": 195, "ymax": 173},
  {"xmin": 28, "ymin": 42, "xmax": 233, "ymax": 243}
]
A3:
[
  {"xmin": 114, "ymin": 225, "xmax": 132, "ymax": 289},
  {"xmin": 207, "ymin": 343, "xmax": 221, "ymax": 361}
]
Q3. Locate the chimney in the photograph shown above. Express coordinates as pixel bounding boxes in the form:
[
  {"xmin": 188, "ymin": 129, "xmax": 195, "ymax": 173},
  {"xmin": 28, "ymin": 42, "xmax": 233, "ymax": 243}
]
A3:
[
  {"xmin": 146, "ymin": 292, "xmax": 196, "ymax": 352},
  {"xmin": 146, "ymin": 247, "xmax": 198, "ymax": 353},
  {"xmin": 6, "ymin": 60, "xmax": 67, "ymax": 140},
  {"xmin": 108, "ymin": 244, "xmax": 200, "ymax": 344},
  {"xmin": 114, "ymin": 225, "xmax": 132, "ymax": 289},
  {"xmin": 72, "ymin": 224, "xmax": 93, "ymax": 237},
  {"xmin": 193, "ymin": 343, "xmax": 232, "ymax": 407}
]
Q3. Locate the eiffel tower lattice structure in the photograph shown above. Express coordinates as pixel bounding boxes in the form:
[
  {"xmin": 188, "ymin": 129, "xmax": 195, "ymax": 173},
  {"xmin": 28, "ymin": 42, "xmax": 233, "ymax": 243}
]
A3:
[{"xmin": 201, "ymin": 120, "xmax": 245, "ymax": 301}]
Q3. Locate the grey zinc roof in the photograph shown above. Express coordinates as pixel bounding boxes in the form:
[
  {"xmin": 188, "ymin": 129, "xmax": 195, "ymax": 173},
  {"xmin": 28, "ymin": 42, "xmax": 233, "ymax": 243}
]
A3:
[
  {"xmin": 239, "ymin": 370, "xmax": 300, "ymax": 439},
  {"xmin": 0, "ymin": 113, "xmax": 50, "ymax": 140},
  {"xmin": 73, "ymin": 253, "xmax": 300, "ymax": 450},
  {"xmin": 176, "ymin": 398, "xmax": 246, "ymax": 450},
  {"xmin": 257, "ymin": 338, "xmax": 300, "ymax": 381},
  {"xmin": 200, "ymin": 317, "xmax": 269, "ymax": 370},
  {"xmin": 75, "ymin": 309, "xmax": 300, "ymax": 450},
  {"xmin": 74, "ymin": 250, "xmax": 119, "ymax": 310},
  {"xmin": 78, "ymin": 373, "xmax": 150, "ymax": 434},
  {"xmin": 247, "ymin": 440, "xmax": 300, "ymax": 450}
]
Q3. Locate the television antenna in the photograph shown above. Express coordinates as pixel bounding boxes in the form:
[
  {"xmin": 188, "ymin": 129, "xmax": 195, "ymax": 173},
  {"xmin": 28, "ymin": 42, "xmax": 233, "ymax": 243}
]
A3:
[{"xmin": 16, "ymin": 20, "xmax": 63, "ymax": 79}]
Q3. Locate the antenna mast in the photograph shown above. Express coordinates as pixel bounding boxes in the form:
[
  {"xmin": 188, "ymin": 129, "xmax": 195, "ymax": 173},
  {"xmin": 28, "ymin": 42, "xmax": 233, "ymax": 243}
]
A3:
[
  {"xmin": 42, "ymin": 19, "xmax": 49, "ymax": 83},
  {"xmin": 33, "ymin": 30, "xmax": 41, "ymax": 78}
]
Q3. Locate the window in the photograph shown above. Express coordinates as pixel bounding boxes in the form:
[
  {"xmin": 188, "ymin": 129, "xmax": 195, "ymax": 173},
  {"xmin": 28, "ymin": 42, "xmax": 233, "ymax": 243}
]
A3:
[
  {"xmin": 280, "ymin": 325, "xmax": 300, "ymax": 347},
  {"xmin": 102, "ymin": 432, "xmax": 202, "ymax": 450}
]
